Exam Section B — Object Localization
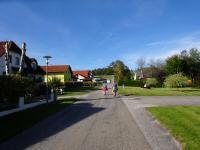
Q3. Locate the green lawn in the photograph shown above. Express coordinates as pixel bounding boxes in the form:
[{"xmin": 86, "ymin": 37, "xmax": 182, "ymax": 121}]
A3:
[
  {"xmin": 148, "ymin": 106, "xmax": 200, "ymax": 150},
  {"xmin": 0, "ymin": 98, "xmax": 76, "ymax": 142},
  {"xmin": 62, "ymin": 86, "xmax": 99, "ymax": 96},
  {"xmin": 119, "ymin": 87, "xmax": 200, "ymax": 96}
]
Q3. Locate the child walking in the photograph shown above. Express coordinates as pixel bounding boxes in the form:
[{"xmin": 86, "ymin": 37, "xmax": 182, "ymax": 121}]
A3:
[
  {"xmin": 102, "ymin": 81, "xmax": 108, "ymax": 95},
  {"xmin": 112, "ymin": 82, "xmax": 118, "ymax": 96}
]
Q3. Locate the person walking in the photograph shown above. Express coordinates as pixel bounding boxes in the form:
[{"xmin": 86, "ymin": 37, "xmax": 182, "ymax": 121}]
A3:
[
  {"xmin": 112, "ymin": 82, "xmax": 118, "ymax": 96},
  {"xmin": 102, "ymin": 81, "xmax": 108, "ymax": 95}
]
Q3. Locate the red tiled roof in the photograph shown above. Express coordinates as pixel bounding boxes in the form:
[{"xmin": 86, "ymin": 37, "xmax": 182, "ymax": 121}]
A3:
[
  {"xmin": 0, "ymin": 41, "xmax": 22, "ymax": 57},
  {"xmin": 0, "ymin": 42, "xmax": 6, "ymax": 57},
  {"xmin": 41, "ymin": 65, "xmax": 71, "ymax": 73},
  {"xmin": 73, "ymin": 70, "xmax": 91, "ymax": 78}
]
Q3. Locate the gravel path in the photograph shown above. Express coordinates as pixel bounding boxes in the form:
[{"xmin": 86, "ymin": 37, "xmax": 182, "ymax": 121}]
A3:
[{"xmin": 0, "ymin": 91, "xmax": 151, "ymax": 150}]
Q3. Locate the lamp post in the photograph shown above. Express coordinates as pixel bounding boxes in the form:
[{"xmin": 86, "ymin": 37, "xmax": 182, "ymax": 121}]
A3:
[{"xmin": 43, "ymin": 56, "xmax": 52, "ymax": 103}]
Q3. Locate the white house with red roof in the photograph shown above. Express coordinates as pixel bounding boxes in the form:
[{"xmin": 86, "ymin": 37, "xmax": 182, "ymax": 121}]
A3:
[
  {"xmin": 73, "ymin": 70, "xmax": 92, "ymax": 82},
  {"xmin": 0, "ymin": 41, "xmax": 45, "ymax": 81}
]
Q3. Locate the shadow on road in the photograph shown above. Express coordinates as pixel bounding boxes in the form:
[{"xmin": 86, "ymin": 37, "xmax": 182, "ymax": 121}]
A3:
[{"xmin": 0, "ymin": 102, "xmax": 105, "ymax": 150}]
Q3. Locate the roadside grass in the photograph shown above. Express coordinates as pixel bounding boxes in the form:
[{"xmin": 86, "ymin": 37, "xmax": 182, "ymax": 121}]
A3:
[
  {"xmin": 63, "ymin": 86, "xmax": 99, "ymax": 96},
  {"xmin": 0, "ymin": 98, "xmax": 76, "ymax": 142},
  {"xmin": 147, "ymin": 106, "xmax": 200, "ymax": 150},
  {"xmin": 119, "ymin": 86, "xmax": 200, "ymax": 96}
]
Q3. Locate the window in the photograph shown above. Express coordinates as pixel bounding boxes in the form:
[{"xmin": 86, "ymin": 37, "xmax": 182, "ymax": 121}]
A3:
[
  {"xmin": 15, "ymin": 57, "xmax": 20, "ymax": 65},
  {"xmin": 9, "ymin": 55, "xmax": 12, "ymax": 63}
]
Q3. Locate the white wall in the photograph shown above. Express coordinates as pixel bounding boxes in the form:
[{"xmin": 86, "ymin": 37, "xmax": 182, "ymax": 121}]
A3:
[
  {"xmin": 77, "ymin": 74, "xmax": 85, "ymax": 82},
  {"xmin": 9, "ymin": 51, "xmax": 21, "ymax": 69},
  {"xmin": 0, "ymin": 51, "xmax": 21, "ymax": 75},
  {"xmin": 0, "ymin": 54, "xmax": 5, "ymax": 75}
]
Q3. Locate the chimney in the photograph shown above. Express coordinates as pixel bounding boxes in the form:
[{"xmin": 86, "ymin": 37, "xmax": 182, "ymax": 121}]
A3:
[{"xmin": 19, "ymin": 42, "xmax": 26, "ymax": 73}]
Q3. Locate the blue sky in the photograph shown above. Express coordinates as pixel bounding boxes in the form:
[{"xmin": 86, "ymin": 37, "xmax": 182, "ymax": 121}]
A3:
[{"xmin": 1, "ymin": 0, "xmax": 200, "ymax": 70}]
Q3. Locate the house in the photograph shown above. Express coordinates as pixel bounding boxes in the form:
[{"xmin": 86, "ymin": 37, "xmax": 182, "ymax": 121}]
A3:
[
  {"xmin": 73, "ymin": 70, "xmax": 92, "ymax": 82},
  {"xmin": 0, "ymin": 41, "xmax": 45, "ymax": 81},
  {"xmin": 0, "ymin": 41, "xmax": 22, "ymax": 75},
  {"xmin": 24, "ymin": 57, "xmax": 46, "ymax": 82},
  {"xmin": 41, "ymin": 65, "xmax": 73, "ymax": 83}
]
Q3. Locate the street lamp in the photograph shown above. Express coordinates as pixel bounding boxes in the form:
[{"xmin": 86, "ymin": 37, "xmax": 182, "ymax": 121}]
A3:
[{"xmin": 43, "ymin": 56, "xmax": 52, "ymax": 103}]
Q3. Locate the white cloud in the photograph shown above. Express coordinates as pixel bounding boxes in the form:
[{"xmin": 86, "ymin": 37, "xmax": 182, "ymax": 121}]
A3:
[{"xmin": 121, "ymin": 32, "xmax": 200, "ymax": 69}]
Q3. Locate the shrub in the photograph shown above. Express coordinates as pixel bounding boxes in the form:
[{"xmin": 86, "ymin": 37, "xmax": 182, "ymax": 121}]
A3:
[
  {"xmin": 0, "ymin": 75, "xmax": 34, "ymax": 103},
  {"xmin": 83, "ymin": 81, "xmax": 97, "ymax": 87},
  {"xmin": 49, "ymin": 77, "xmax": 63, "ymax": 88},
  {"xmin": 31, "ymin": 83, "xmax": 47, "ymax": 97},
  {"xmin": 118, "ymin": 80, "xmax": 144, "ymax": 87},
  {"xmin": 164, "ymin": 73, "xmax": 189, "ymax": 88},
  {"xmin": 146, "ymin": 78, "xmax": 158, "ymax": 87}
]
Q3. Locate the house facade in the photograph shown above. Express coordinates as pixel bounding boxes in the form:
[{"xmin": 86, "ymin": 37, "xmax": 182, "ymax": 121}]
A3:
[
  {"xmin": 73, "ymin": 70, "xmax": 92, "ymax": 82},
  {"xmin": 41, "ymin": 65, "xmax": 73, "ymax": 83},
  {"xmin": 0, "ymin": 41, "xmax": 22, "ymax": 75},
  {"xmin": 0, "ymin": 41, "xmax": 45, "ymax": 81}
]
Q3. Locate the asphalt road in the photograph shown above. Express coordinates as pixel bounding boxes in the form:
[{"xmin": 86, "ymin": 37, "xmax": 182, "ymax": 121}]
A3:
[{"xmin": 0, "ymin": 91, "xmax": 151, "ymax": 150}]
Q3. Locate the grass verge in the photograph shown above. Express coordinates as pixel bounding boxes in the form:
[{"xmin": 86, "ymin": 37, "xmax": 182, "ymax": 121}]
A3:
[
  {"xmin": 119, "ymin": 87, "xmax": 200, "ymax": 96},
  {"xmin": 63, "ymin": 86, "xmax": 99, "ymax": 96},
  {"xmin": 0, "ymin": 98, "xmax": 76, "ymax": 142},
  {"xmin": 147, "ymin": 106, "xmax": 200, "ymax": 150}
]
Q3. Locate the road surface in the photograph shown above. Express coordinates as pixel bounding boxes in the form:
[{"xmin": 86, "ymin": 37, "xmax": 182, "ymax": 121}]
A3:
[{"xmin": 0, "ymin": 91, "xmax": 151, "ymax": 150}]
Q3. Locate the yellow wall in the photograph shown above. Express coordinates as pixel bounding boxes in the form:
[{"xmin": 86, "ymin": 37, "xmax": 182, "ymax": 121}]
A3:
[{"xmin": 44, "ymin": 74, "xmax": 65, "ymax": 83}]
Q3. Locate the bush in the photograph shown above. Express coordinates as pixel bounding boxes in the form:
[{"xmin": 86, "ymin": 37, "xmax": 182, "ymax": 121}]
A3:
[
  {"xmin": 0, "ymin": 75, "xmax": 34, "ymax": 103},
  {"xmin": 83, "ymin": 81, "xmax": 97, "ymax": 87},
  {"xmin": 164, "ymin": 73, "xmax": 189, "ymax": 88},
  {"xmin": 118, "ymin": 80, "xmax": 144, "ymax": 87},
  {"xmin": 146, "ymin": 78, "xmax": 158, "ymax": 87},
  {"xmin": 31, "ymin": 83, "xmax": 47, "ymax": 97},
  {"xmin": 49, "ymin": 77, "xmax": 63, "ymax": 88}
]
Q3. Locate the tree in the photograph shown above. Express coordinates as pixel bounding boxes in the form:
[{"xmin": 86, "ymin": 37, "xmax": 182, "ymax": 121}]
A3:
[
  {"xmin": 165, "ymin": 48, "xmax": 200, "ymax": 86},
  {"xmin": 165, "ymin": 55, "xmax": 184, "ymax": 75},
  {"xmin": 136, "ymin": 58, "xmax": 146, "ymax": 79},
  {"xmin": 110, "ymin": 60, "xmax": 131, "ymax": 83},
  {"xmin": 92, "ymin": 67, "xmax": 114, "ymax": 76},
  {"xmin": 136, "ymin": 58, "xmax": 146, "ymax": 69}
]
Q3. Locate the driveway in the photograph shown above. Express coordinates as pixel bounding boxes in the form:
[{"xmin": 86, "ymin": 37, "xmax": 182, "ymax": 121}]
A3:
[
  {"xmin": 0, "ymin": 91, "xmax": 151, "ymax": 150},
  {"xmin": 122, "ymin": 96, "xmax": 200, "ymax": 150}
]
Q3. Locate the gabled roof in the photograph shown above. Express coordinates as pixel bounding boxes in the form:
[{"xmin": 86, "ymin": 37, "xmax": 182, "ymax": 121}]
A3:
[
  {"xmin": 41, "ymin": 65, "xmax": 72, "ymax": 73},
  {"xmin": 73, "ymin": 70, "xmax": 91, "ymax": 78},
  {"xmin": 0, "ymin": 41, "xmax": 22, "ymax": 57}
]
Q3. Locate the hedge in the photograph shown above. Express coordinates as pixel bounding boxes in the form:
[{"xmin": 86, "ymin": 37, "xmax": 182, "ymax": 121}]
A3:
[
  {"xmin": 118, "ymin": 80, "xmax": 144, "ymax": 87},
  {"xmin": 0, "ymin": 75, "xmax": 47, "ymax": 104},
  {"xmin": 0, "ymin": 75, "xmax": 34, "ymax": 103},
  {"xmin": 64, "ymin": 81, "xmax": 97, "ymax": 90},
  {"xmin": 65, "ymin": 81, "xmax": 84, "ymax": 90}
]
